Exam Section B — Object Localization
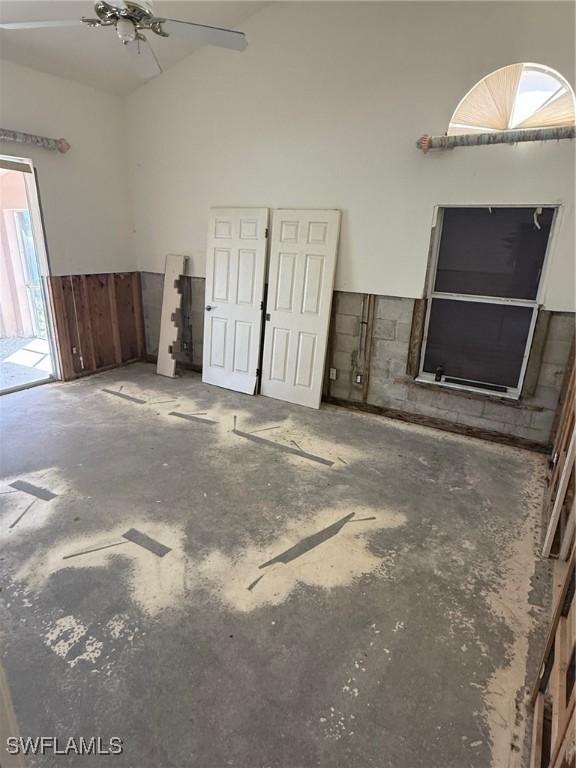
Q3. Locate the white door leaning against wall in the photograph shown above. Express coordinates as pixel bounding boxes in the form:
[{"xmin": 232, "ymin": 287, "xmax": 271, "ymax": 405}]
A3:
[
  {"xmin": 202, "ymin": 208, "xmax": 269, "ymax": 395},
  {"xmin": 260, "ymin": 209, "xmax": 341, "ymax": 409}
]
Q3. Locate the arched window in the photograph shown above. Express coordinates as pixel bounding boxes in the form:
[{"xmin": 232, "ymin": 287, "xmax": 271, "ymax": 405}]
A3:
[{"xmin": 448, "ymin": 63, "xmax": 575, "ymax": 136}]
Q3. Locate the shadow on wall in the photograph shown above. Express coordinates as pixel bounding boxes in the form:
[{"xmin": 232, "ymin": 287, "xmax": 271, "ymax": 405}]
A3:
[{"xmin": 141, "ymin": 271, "xmax": 204, "ymax": 370}]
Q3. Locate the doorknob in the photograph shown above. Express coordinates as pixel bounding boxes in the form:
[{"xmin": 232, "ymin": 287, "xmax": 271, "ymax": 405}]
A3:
[{"xmin": 205, "ymin": 305, "xmax": 215, "ymax": 311}]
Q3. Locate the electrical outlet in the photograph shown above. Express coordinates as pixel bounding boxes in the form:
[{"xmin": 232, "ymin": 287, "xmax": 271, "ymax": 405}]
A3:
[
  {"xmin": 329, "ymin": 367, "xmax": 337, "ymax": 381},
  {"xmin": 355, "ymin": 373, "xmax": 363, "ymax": 384}
]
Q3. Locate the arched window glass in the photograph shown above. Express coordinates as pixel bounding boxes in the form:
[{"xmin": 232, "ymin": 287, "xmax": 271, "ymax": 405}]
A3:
[{"xmin": 448, "ymin": 63, "xmax": 575, "ymax": 136}]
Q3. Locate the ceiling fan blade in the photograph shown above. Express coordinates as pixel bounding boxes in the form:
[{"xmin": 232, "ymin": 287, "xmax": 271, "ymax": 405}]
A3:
[
  {"xmin": 124, "ymin": 35, "xmax": 162, "ymax": 80},
  {"xmin": 0, "ymin": 20, "xmax": 84, "ymax": 30},
  {"xmin": 158, "ymin": 19, "xmax": 247, "ymax": 52}
]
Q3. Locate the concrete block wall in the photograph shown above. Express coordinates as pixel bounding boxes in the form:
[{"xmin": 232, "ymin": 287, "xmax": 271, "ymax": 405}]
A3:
[
  {"xmin": 327, "ymin": 292, "xmax": 365, "ymax": 402},
  {"xmin": 140, "ymin": 271, "xmax": 204, "ymax": 369},
  {"xmin": 327, "ymin": 292, "xmax": 575, "ymax": 446},
  {"xmin": 140, "ymin": 274, "xmax": 573, "ymax": 446},
  {"xmin": 368, "ymin": 296, "xmax": 416, "ymax": 409}
]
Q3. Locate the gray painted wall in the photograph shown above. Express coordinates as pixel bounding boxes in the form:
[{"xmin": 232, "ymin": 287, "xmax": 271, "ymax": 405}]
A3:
[{"xmin": 140, "ymin": 273, "xmax": 574, "ymax": 445}]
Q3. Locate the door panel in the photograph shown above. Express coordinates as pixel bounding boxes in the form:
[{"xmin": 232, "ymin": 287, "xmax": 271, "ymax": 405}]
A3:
[
  {"xmin": 237, "ymin": 250, "xmax": 256, "ymax": 304},
  {"xmin": 270, "ymin": 327, "xmax": 290, "ymax": 382},
  {"xmin": 275, "ymin": 253, "xmax": 297, "ymax": 311},
  {"xmin": 261, "ymin": 209, "xmax": 340, "ymax": 409},
  {"xmin": 212, "ymin": 249, "xmax": 231, "ymax": 301},
  {"xmin": 302, "ymin": 255, "xmax": 324, "ymax": 314},
  {"xmin": 209, "ymin": 317, "xmax": 227, "ymax": 368},
  {"xmin": 202, "ymin": 208, "xmax": 268, "ymax": 394},
  {"xmin": 295, "ymin": 332, "xmax": 316, "ymax": 387},
  {"xmin": 233, "ymin": 321, "xmax": 252, "ymax": 373}
]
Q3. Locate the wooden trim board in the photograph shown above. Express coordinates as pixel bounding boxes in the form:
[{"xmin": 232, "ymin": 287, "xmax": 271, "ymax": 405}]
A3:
[
  {"xmin": 543, "ymin": 429, "xmax": 576, "ymax": 557},
  {"xmin": 530, "ymin": 545, "xmax": 576, "ymax": 768},
  {"xmin": 324, "ymin": 396, "xmax": 549, "ymax": 453},
  {"xmin": 406, "ymin": 298, "xmax": 427, "ymax": 377},
  {"xmin": 132, "ymin": 271, "xmax": 145, "ymax": 359},
  {"xmin": 0, "ymin": 661, "xmax": 26, "ymax": 768},
  {"xmin": 529, "ymin": 693, "xmax": 545, "ymax": 768},
  {"xmin": 47, "ymin": 275, "xmax": 75, "ymax": 380},
  {"xmin": 551, "ymin": 338, "xmax": 575, "ymax": 447}
]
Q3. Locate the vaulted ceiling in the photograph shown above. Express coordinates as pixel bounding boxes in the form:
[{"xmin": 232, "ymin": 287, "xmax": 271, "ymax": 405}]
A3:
[{"xmin": 0, "ymin": 1, "xmax": 265, "ymax": 95}]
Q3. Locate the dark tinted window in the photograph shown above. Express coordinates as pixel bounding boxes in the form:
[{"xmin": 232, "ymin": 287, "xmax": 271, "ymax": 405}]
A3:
[
  {"xmin": 423, "ymin": 299, "xmax": 533, "ymax": 388},
  {"xmin": 435, "ymin": 207, "xmax": 554, "ymax": 299}
]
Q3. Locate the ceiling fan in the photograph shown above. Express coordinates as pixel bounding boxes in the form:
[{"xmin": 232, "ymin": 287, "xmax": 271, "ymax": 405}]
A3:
[{"xmin": 0, "ymin": 1, "xmax": 248, "ymax": 79}]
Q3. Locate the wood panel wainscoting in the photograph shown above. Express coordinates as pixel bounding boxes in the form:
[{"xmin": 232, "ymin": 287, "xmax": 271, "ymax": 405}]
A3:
[
  {"xmin": 542, "ymin": 343, "xmax": 575, "ymax": 559},
  {"xmin": 530, "ymin": 342, "xmax": 575, "ymax": 768},
  {"xmin": 47, "ymin": 272, "xmax": 145, "ymax": 381},
  {"xmin": 530, "ymin": 548, "xmax": 575, "ymax": 768}
]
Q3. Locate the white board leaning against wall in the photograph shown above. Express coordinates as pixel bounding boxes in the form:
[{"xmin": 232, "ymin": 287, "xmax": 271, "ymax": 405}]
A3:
[
  {"xmin": 202, "ymin": 208, "xmax": 269, "ymax": 394},
  {"xmin": 261, "ymin": 209, "xmax": 341, "ymax": 409},
  {"xmin": 157, "ymin": 253, "xmax": 186, "ymax": 378}
]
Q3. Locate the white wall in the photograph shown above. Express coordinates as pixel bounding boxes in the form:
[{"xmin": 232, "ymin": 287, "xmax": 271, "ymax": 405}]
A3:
[
  {"xmin": 126, "ymin": 1, "xmax": 575, "ymax": 311},
  {"xmin": 0, "ymin": 60, "xmax": 134, "ymax": 275}
]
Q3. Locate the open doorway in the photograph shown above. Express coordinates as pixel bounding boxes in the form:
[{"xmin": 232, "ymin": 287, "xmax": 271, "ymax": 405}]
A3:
[{"xmin": 0, "ymin": 156, "xmax": 57, "ymax": 394}]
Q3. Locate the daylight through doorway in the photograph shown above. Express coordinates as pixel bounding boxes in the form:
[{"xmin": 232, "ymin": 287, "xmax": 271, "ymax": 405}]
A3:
[{"xmin": 0, "ymin": 161, "xmax": 54, "ymax": 394}]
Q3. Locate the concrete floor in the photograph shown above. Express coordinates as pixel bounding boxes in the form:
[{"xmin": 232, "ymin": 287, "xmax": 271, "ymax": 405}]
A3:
[{"xmin": 0, "ymin": 363, "xmax": 551, "ymax": 768}]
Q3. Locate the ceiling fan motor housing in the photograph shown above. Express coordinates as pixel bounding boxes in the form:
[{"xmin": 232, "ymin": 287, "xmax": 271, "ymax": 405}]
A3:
[{"xmin": 94, "ymin": 1, "xmax": 155, "ymax": 25}]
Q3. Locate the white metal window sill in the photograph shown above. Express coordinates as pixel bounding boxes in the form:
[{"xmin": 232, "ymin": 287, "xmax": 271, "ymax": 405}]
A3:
[{"xmin": 415, "ymin": 375, "xmax": 521, "ymax": 401}]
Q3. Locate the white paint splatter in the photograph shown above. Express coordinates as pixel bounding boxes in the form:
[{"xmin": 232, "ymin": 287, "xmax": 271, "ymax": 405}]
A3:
[
  {"xmin": 107, "ymin": 614, "xmax": 135, "ymax": 641},
  {"xmin": 70, "ymin": 636, "xmax": 103, "ymax": 667},
  {"xmin": 44, "ymin": 615, "xmax": 87, "ymax": 660}
]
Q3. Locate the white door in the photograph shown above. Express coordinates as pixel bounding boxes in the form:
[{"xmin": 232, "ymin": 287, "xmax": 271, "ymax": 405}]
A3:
[
  {"xmin": 202, "ymin": 208, "xmax": 269, "ymax": 394},
  {"xmin": 261, "ymin": 209, "xmax": 341, "ymax": 409}
]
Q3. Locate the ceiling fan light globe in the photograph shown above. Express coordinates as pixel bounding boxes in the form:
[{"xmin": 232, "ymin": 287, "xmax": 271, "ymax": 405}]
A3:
[{"xmin": 116, "ymin": 18, "xmax": 137, "ymax": 42}]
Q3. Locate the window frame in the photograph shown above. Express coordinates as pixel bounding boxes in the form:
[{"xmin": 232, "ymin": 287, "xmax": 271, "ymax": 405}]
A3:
[
  {"xmin": 417, "ymin": 204, "xmax": 560, "ymax": 400},
  {"xmin": 447, "ymin": 62, "xmax": 576, "ymax": 136}
]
